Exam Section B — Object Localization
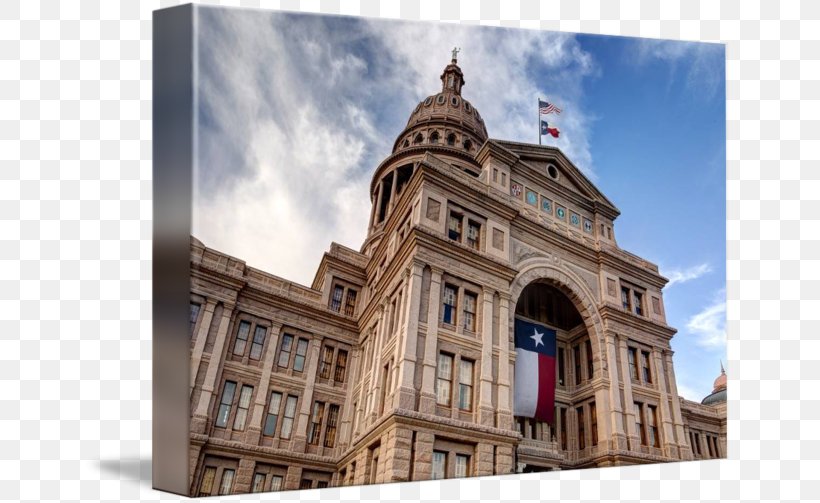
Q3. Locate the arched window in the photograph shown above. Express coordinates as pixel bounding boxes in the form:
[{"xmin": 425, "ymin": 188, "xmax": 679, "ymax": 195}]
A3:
[
  {"xmin": 463, "ymin": 139, "xmax": 473, "ymax": 151},
  {"xmin": 447, "ymin": 133, "xmax": 456, "ymax": 146},
  {"xmin": 430, "ymin": 132, "xmax": 439, "ymax": 144},
  {"xmin": 414, "ymin": 133, "xmax": 424, "ymax": 145}
]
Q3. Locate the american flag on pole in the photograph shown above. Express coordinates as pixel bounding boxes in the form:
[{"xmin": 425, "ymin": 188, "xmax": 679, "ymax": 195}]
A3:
[{"xmin": 539, "ymin": 99, "xmax": 562, "ymax": 115}]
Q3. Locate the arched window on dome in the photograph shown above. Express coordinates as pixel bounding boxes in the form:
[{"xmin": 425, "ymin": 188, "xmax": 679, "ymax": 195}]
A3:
[
  {"xmin": 430, "ymin": 132, "xmax": 439, "ymax": 144},
  {"xmin": 414, "ymin": 133, "xmax": 424, "ymax": 145},
  {"xmin": 463, "ymin": 139, "xmax": 473, "ymax": 151},
  {"xmin": 447, "ymin": 133, "xmax": 456, "ymax": 146},
  {"xmin": 403, "ymin": 139, "xmax": 409, "ymax": 148}
]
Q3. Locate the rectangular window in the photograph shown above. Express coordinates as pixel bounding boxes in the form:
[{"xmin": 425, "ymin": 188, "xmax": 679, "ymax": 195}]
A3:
[
  {"xmin": 557, "ymin": 347, "xmax": 565, "ymax": 386},
  {"xmin": 232, "ymin": 385, "xmax": 253, "ymax": 430},
  {"xmin": 590, "ymin": 401, "xmax": 598, "ymax": 446},
  {"xmin": 270, "ymin": 475, "xmax": 283, "ymax": 491},
  {"xmin": 280, "ymin": 395, "xmax": 297, "ymax": 439},
  {"xmin": 249, "ymin": 325, "xmax": 267, "ymax": 360},
  {"xmin": 628, "ymin": 347, "xmax": 639, "ymax": 381},
  {"xmin": 263, "ymin": 391, "xmax": 282, "ymax": 436},
  {"xmin": 317, "ymin": 481, "xmax": 328, "ymax": 488},
  {"xmin": 455, "ymin": 454, "xmax": 470, "ymax": 478},
  {"xmin": 560, "ymin": 408, "xmax": 568, "ymax": 450},
  {"xmin": 307, "ymin": 401, "xmax": 325, "ymax": 445},
  {"xmin": 442, "ymin": 285, "xmax": 457, "ymax": 325},
  {"xmin": 694, "ymin": 432, "xmax": 702, "ymax": 455},
  {"xmin": 635, "ymin": 402, "xmax": 647, "ymax": 446},
  {"xmin": 458, "ymin": 359, "xmax": 474, "ymax": 411},
  {"xmin": 634, "ymin": 291, "xmax": 643, "ymax": 316},
  {"xmin": 319, "ymin": 346, "xmax": 334, "ymax": 379},
  {"xmin": 199, "ymin": 466, "xmax": 216, "ymax": 496},
  {"xmin": 252, "ymin": 473, "xmax": 265, "ymax": 493},
  {"xmin": 648, "ymin": 405, "xmax": 660, "ymax": 447},
  {"xmin": 344, "ymin": 289, "xmax": 357, "ymax": 316},
  {"xmin": 436, "ymin": 353, "xmax": 453, "ymax": 406},
  {"xmin": 190, "ymin": 303, "xmax": 201, "ymax": 335},
  {"xmin": 577, "ymin": 406, "xmax": 586, "ymax": 450},
  {"xmin": 431, "ymin": 451, "xmax": 447, "ymax": 480},
  {"xmin": 278, "ymin": 334, "xmax": 293, "ymax": 368},
  {"xmin": 448, "ymin": 212, "xmax": 463, "ymax": 241},
  {"xmin": 299, "ymin": 479, "xmax": 312, "ymax": 490},
  {"xmin": 641, "ymin": 350, "xmax": 652, "ymax": 383},
  {"xmin": 330, "ymin": 285, "xmax": 344, "ymax": 312},
  {"xmin": 573, "ymin": 344, "xmax": 582, "ymax": 385},
  {"xmin": 621, "ymin": 287, "xmax": 631, "ymax": 310},
  {"xmin": 215, "ymin": 381, "xmax": 236, "ymax": 428},
  {"xmin": 585, "ymin": 339, "xmax": 593, "ymax": 380},
  {"xmin": 233, "ymin": 320, "xmax": 251, "ymax": 356},
  {"xmin": 462, "ymin": 292, "xmax": 477, "ymax": 331},
  {"xmin": 334, "ymin": 349, "xmax": 348, "ymax": 382},
  {"xmin": 218, "ymin": 469, "xmax": 235, "ymax": 495},
  {"xmin": 294, "ymin": 338, "xmax": 309, "ymax": 372},
  {"xmin": 324, "ymin": 404, "xmax": 340, "ymax": 448},
  {"xmin": 466, "ymin": 220, "xmax": 480, "ymax": 250},
  {"xmin": 492, "ymin": 168, "xmax": 498, "ymax": 183}
]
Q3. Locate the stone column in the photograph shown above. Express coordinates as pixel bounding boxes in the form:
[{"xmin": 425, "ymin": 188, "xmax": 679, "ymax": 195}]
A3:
[
  {"xmin": 411, "ymin": 431, "xmax": 435, "ymax": 481},
  {"xmin": 419, "ymin": 268, "xmax": 443, "ymax": 414},
  {"xmin": 395, "ymin": 263, "xmax": 423, "ymax": 410},
  {"xmin": 478, "ymin": 287, "xmax": 495, "ymax": 426},
  {"xmin": 388, "ymin": 169, "xmax": 398, "ymax": 212},
  {"xmin": 604, "ymin": 333, "xmax": 627, "ymax": 450},
  {"xmin": 495, "ymin": 444, "xmax": 514, "ymax": 475},
  {"xmin": 475, "ymin": 443, "xmax": 495, "ymax": 476},
  {"xmin": 233, "ymin": 458, "xmax": 255, "ymax": 494},
  {"xmin": 284, "ymin": 465, "xmax": 302, "ymax": 491},
  {"xmin": 372, "ymin": 183, "xmax": 384, "ymax": 226},
  {"xmin": 381, "ymin": 426, "xmax": 413, "ymax": 483},
  {"xmin": 652, "ymin": 347, "xmax": 677, "ymax": 457},
  {"xmin": 664, "ymin": 350, "xmax": 691, "ymax": 459},
  {"xmin": 496, "ymin": 293, "xmax": 512, "ymax": 429},
  {"xmin": 191, "ymin": 302, "xmax": 234, "ymax": 434},
  {"xmin": 292, "ymin": 339, "xmax": 322, "ymax": 451},
  {"xmin": 617, "ymin": 335, "xmax": 639, "ymax": 450},
  {"xmin": 190, "ymin": 299, "xmax": 217, "ymax": 393},
  {"xmin": 244, "ymin": 324, "xmax": 282, "ymax": 444},
  {"xmin": 368, "ymin": 304, "xmax": 388, "ymax": 422},
  {"xmin": 338, "ymin": 348, "xmax": 361, "ymax": 450}
]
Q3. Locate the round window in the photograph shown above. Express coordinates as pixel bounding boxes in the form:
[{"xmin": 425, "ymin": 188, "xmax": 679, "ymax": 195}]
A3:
[
  {"xmin": 450, "ymin": 96, "xmax": 460, "ymax": 107},
  {"xmin": 464, "ymin": 101, "xmax": 472, "ymax": 113},
  {"xmin": 547, "ymin": 164, "xmax": 559, "ymax": 179},
  {"xmin": 436, "ymin": 94, "xmax": 446, "ymax": 105}
]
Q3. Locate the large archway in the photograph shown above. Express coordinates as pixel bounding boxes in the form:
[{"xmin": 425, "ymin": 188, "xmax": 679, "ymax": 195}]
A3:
[{"xmin": 508, "ymin": 260, "xmax": 606, "ymax": 470}]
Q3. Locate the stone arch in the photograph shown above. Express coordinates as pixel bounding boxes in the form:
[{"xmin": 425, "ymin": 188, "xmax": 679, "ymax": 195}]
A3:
[{"xmin": 508, "ymin": 258, "xmax": 606, "ymax": 373}]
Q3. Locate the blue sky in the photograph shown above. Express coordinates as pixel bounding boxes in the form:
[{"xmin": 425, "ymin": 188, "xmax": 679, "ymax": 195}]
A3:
[{"xmin": 193, "ymin": 7, "xmax": 726, "ymax": 402}]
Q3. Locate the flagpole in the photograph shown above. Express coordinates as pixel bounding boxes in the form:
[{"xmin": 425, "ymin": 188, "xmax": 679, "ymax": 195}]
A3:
[{"xmin": 537, "ymin": 98, "xmax": 542, "ymax": 146}]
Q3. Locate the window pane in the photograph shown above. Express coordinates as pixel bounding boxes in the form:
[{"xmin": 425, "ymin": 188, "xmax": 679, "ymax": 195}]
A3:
[
  {"xmin": 215, "ymin": 381, "xmax": 236, "ymax": 428},
  {"xmin": 330, "ymin": 285, "xmax": 344, "ymax": 312},
  {"xmin": 218, "ymin": 469, "xmax": 235, "ymax": 495},
  {"xmin": 431, "ymin": 451, "xmax": 446, "ymax": 480},
  {"xmin": 281, "ymin": 395, "xmax": 297, "ymax": 439},
  {"xmin": 249, "ymin": 326, "xmax": 267, "ymax": 360},
  {"xmin": 294, "ymin": 339, "xmax": 308, "ymax": 372},
  {"xmin": 199, "ymin": 466, "xmax": 216, "ymax": 496},
  {"xmin": 334, "ymin": 350, "xmax": 348, "ymax": 382},
  {"xmin": 278, "ymin": 334, "xmax": 293, "ymax": 367},
  {"xmin": 270, "ymin": 475, "xmax": 283, "ymax": 492},
  {"xmin": 455, "ymin": 454, "xmax": 469, "ymax": 478},
  {"xmin": 324, "ymin": 404, "xmax": 339, "ymax": 447},
  {"xmin": 234, "ymin": 321, "xmax": 251, "ymax": 356},
  {"xmin": 344, "ymin": 289, "xmax": 357, "ymax": 316},
  {"xmin": 466, "ymin": 221, "xmax": 480, "ymax": 249},
  {"xmin": 190, "ymin": 303, "xmax": 201, "ymax": 335},
  {"xmin": 233, "ymin": 385, "xmax": 253, "ymax": 430},
  {"xmin": 252, "ymin": 473, "xmax": 265, "ymax": 493},
  {"xmin": 264, "ymin": 392, "xmax": 281, "ymax": 436},
  {"xmin": 319, "ymin": 346, "xmax": 334, "ymax": 379}
]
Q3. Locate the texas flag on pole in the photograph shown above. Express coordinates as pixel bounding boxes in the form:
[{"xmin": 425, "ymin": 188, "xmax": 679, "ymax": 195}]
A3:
[
  {"xmin": 513, "ymin": 317, "xmax": 557, "ymax": 424},
  {"xmin": 540, "ymin": 120, "xmax": 560, "ymax": 138}
]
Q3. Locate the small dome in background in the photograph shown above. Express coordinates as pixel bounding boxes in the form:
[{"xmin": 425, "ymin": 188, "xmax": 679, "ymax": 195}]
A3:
[{"xmin": 701, "ymin": 362, "xmax": 727, "ymax": 406}]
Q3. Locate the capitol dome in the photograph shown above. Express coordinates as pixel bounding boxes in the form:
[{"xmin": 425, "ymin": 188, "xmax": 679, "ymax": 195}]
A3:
[
  {"xmin": 391, "ymin": 49, "xmax": 488, "ymax": 156},
  {"xmin": 701, "ymin": 363, "xmax": 727, "ymax": 406}
]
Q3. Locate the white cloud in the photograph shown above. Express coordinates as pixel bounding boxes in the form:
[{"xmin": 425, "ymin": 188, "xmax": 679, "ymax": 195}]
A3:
[
  {"xmin": 685, "ymin": 291, "xmax": 726, "ymax": 348},
  {"xmin": 191, "ymin": 9, "xmax": 599, "ymax": 285},
  {"xmin": 634, "ymin": 38, "xmax": 724, "ymax": 99},
  {"xmin": 662, "ymin": 262, "xmax": 712, "ymax": 288},
  {"xmin": 674, "ymin": 382, "xmax": 702, "ymax": 402}
]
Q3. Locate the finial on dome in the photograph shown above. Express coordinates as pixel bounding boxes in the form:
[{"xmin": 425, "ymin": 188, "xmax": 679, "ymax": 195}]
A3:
[
  {"xmin": 451, "ymin": 46, "xmax": 460, "ymax": 63},
  {"xmin": 720, "ymin": 360, "xmax": 725, "ymax": 374},
  {"xmin": 441, "ymin": 50, "xmax": 465, "ymax": 95}
]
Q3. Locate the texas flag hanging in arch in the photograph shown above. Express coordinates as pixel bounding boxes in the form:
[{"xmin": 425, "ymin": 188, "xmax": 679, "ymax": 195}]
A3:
[{"xmin": 513, "ymin": 317, "xmax": 557, "ymax": 424}]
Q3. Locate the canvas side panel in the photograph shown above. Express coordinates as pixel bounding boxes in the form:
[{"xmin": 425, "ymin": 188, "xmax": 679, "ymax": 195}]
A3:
[{"xmin": 152, "ymin": 4, "xmax": 194, "ymax": 496}]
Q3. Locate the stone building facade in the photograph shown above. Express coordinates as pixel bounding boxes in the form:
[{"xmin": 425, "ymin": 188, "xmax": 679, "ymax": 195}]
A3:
[{"xmin": 186, "ymin": 56, "xmax": 727, "ymax": 496}]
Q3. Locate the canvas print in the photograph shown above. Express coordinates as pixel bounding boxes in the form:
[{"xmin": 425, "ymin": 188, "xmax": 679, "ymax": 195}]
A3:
[{"xmin": 155, "ymin": 4, "xmax": 727, "ymax": 496}]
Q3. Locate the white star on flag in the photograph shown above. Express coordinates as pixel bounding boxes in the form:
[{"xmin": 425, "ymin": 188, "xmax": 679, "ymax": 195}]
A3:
[{"xmin": 530, "ymin": 328, "xmax": 544, "ymax": 347}]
